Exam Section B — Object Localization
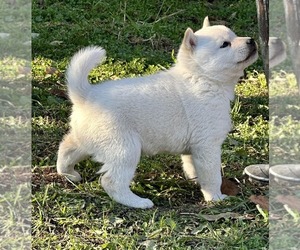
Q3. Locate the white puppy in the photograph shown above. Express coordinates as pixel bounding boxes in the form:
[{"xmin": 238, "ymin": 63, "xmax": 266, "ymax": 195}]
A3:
[{"xmin": 57, "ymin": 17, "xmax": 258, "ymax": 208}]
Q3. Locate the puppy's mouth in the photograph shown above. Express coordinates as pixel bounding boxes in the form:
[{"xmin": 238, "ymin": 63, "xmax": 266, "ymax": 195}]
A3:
[{"xmin": 237, "ymin": 47, "xmax": 257, "ymax": 64}]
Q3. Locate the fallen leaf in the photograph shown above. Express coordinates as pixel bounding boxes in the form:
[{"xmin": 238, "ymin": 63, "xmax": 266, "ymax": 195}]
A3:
[
  {"xmin": 139, "ymin": 240, "xmax": 157, "ymax": 249},
  {"xmin": 249, "ymin": 195, "xmax": 269, "ymax": 210},
  {"xmin": 45, "ymin": 67, "xmax": 58, "ymax": 75},
  {"xmin": 50, "ymin": 40, "xmax": 63, "ymax": 46},
  {"xmin": 0, "ymin": 33, "xmax": 10, "ymax": 39},
  {"xmin": 276, "ymin": 195, "xmax": 300, "ymax": 212},
  {"xmin": 49, "ymin": 89, "xmax": 68, "ymax": 99},
  {"xmin": 18, "ymin": 66, "xmax": 31, "ymax": 75},
  {"xmin": 221, "ymin": 177, "xmax": 240, "ymax": 196},
  {"xmin": 31, "ymin": 33, "xmax": 39, "ymax": 38},
  {"xmin": 199, "ymin": 212, "xmax": 241, "ymax": 221}
]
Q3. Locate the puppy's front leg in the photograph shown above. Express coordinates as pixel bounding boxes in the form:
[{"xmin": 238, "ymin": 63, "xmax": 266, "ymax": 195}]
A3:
[
  {"xmin": 191, "ymin": 146, "xmax": 227, "ymax": 201},
  {"xmin": 181, "ymin": 154, "xmax": 197, "ymax": 180}
]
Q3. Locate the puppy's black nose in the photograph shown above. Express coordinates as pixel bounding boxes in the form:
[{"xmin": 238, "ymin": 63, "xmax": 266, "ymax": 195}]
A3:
[{"xmin": 247, "ymin": 38, "xmax": 255, "ymax": 46}]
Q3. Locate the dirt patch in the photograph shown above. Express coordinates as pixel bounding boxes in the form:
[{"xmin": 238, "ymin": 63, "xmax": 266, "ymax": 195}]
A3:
[
  {"xmin": 0, "ymin": 166, "xmax": 31, "ymax": 192},
  {"xmin": 32, "ymin": 166, "xmax": 73, "ymax": 192}
]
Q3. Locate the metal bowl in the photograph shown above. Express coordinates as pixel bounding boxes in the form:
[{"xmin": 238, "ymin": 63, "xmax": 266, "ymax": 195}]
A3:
[
  {"xmin": 243, "ymin": 164, "xmax": 269, "ymax": 182},
  {"xmin": 270, "ymin": 164, "xmax": 300, "ymax": 182}
]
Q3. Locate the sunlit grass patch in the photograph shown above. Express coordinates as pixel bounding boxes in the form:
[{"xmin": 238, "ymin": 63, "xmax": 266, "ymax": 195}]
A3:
[{"xmin": 270, "ymin": 71, "xmax": 300, "ymax": 164}]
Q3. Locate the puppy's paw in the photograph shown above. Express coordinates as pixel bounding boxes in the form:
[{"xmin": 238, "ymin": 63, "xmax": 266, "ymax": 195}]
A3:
[
  {"xmin": 105, "ymin": 185, "xmax": 155, "ymax": 209},
  {"xmin": 115, "ymin": 196, "xmax": 154, "ymax": 209},
  {"xmin": 210, "ymin": 193, "xmax": 228, "ymax": 201},
  {"xmin": 59, "ymin": 170, "xmax": 82, "ymax": 182},
  {"xmin": 135, "ymin": 198, "xmax": 154, "ymax": 209},
  {"xmin": 204, "ymin": 193, "xmax": 227, "ymax": 202}
]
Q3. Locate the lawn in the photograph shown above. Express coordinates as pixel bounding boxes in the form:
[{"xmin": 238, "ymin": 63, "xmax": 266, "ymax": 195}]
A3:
[
  {"xmin": 0, "ymin": 1, "xmax": 31, "ymax": 249},
  {"xmin": 269, "ymin": 71, "xmax": 300, "ymax": 250},
  {"xmin": 31, "ymin": 0, "xmax": 269, "ymax": 249}
]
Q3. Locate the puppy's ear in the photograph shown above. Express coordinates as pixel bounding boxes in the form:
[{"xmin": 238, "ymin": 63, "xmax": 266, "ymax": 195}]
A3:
[
  {"xmin": 183, "ymin": 28, "xmax": 197, "ymax": 50},
  {"xmin": 202, "ymin": 16, "xmax": 210, "ymax": 28}
]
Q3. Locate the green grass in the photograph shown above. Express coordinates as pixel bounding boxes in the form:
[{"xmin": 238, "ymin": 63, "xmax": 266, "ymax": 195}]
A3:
[
  {"xmin": 269, "ymin": 71, "xmax": 300, "ymax": 164},
  {"xmin": 0, "ymin": 1, "xmax": 31, "ymax": 249},
  {"xmin": 32, "ymin": 0, "xmax": 269, "ymax": 249},
  {"xmin": 268, "ymin": 70, "xmax": 300, "ymax": 250},
  {"xmin": 0, "ymin": 0, "xmax": 31, "ymax": 59}
]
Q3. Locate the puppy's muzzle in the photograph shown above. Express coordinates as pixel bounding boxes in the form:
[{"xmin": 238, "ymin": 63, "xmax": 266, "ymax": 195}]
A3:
[
  {"xmin": 247, "ymin": 38, "xmax": 256, "ymax": 47},
  {"xmin": 247, "ymin": 38, "xmax": 257, "ymax": 55},
  {"xmin": 238, "ymin": 38, "xmax": 257, "ymax": 63}
]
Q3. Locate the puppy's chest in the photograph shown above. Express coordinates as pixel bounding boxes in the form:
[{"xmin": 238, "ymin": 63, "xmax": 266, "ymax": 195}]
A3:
[
  {"xmin": 184, "ymin": 95, "xmax": 232, "ymax": 136},
  {"xmin": 184, "ymin": 92, "xmax": 231, "ymax": 118}
]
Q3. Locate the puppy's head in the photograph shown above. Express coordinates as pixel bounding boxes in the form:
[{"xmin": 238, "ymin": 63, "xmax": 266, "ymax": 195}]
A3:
[{"xmin": 177, "ymin": 17, "xmax": 258, "ymax": 82}]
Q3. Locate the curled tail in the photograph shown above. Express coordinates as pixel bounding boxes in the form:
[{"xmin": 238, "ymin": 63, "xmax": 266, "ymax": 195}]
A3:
[{"xmin": 66, "ymin": 46, "xmax": 106, "ymax": 104}]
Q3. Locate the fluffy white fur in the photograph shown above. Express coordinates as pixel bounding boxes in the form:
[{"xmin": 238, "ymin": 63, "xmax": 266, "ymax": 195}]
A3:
[{"xmin": 57, "ymin": 17, "xmax": 258, "ymax": 208}]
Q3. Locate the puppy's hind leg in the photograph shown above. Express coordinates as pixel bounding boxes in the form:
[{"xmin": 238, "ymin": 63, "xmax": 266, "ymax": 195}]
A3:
[
  {"xmin": 99, "ymin": 137, "xmax": 154, "ymax": 209},
  {"xmin": 57, "ymin": 133, "xmax": 87, "ymax": 182}
]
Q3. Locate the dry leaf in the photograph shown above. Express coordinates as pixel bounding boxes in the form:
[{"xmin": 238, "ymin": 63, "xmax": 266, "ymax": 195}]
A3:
[
  {"xmin": 0, "ymin": 33, "xmax": 10, "ymax": 39},
  {"xmin": 18, "ymin": 66, "xmax": 31, "ymax": 75},
  {"xmin": 276, "ymin": 195, "xmax": 300, "ymax": 212},
  {"xmin": 49, "ymin": 89, "xmax": 68, "ymax": 99},
  {"xmin": 221, "ymin": 177, "xmax": 240, "ymax": 196},
  {"xmin": 199, "ymin": 212, "xmax": 241, "ymax": 221},
  {"xmin": 50, "ymin": 40, "xmax": 63, "ymax": 46},
  {"xmin": 249, "ymin": 195, "xmax": 269, "ymax": 210},
  {"xmin": 45, "ymin": 67, "xmax": 58, "ymax": 75}
]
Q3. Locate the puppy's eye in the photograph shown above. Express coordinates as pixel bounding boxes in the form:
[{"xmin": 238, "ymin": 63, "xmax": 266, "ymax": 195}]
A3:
[{"xmin": 220, "ymin": 41, "xmax": 231, "ymax": 48}]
